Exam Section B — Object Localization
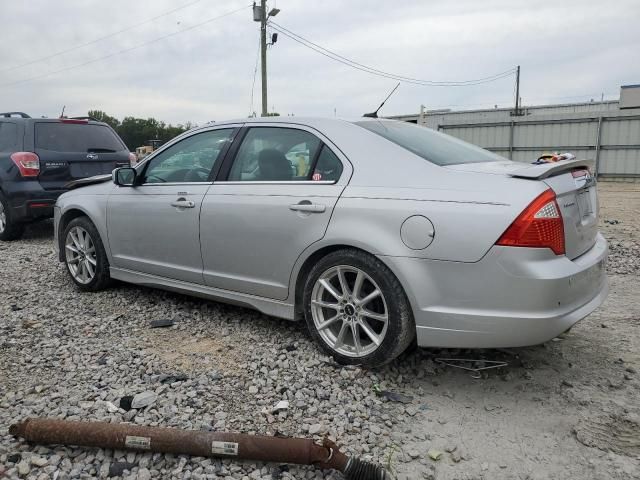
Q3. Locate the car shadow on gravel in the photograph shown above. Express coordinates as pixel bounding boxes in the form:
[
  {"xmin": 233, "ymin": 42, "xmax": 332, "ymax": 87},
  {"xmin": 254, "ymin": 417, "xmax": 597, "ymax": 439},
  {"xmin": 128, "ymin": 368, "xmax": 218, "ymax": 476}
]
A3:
[{"xmin": 20, "ymin": 219, "xmax": 54, "ymax": 240}]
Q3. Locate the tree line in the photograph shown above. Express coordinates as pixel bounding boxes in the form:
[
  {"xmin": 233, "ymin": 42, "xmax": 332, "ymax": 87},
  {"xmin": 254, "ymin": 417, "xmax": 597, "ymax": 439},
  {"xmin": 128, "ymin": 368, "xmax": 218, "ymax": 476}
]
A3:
[{"xmin": 88, "ymin": 110, "xmax": 194, "ymax": 150}]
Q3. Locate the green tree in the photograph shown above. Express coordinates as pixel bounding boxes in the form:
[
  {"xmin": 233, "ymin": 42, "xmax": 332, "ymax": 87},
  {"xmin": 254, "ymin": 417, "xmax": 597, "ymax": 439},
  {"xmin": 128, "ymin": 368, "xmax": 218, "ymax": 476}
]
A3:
[
  {"xmin": 88, "ymin": 110, "xmax": 192, "ymax": 150},
  {"xmin": 88, "ymin": 110, "xmax": 120, "ymax": 130}
]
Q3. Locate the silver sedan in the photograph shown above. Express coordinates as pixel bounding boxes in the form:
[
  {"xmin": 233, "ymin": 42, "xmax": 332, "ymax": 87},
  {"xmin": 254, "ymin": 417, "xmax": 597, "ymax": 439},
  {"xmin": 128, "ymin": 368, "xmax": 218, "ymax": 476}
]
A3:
[{"xmin": 54, "ymin": 117, "xmax": 608, "ymax": 366}]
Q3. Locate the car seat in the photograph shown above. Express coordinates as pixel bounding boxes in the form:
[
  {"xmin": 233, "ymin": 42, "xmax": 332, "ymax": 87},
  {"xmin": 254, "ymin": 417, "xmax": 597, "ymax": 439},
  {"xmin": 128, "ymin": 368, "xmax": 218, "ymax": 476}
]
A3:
[{"xmin": 257, "ymin": 149, "xmax": 292, "ymax": 181}]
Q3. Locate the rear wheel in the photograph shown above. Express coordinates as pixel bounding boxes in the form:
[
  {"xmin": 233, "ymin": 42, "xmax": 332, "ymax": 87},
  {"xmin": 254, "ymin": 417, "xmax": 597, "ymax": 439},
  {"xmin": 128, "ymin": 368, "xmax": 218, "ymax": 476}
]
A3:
[
  {"xmin": 0, "ymin": 194, "xmax": 25, "ymax": 241},
  {"xmin": 303, "ymin": 249, "xmax": 415, "ymax": 367},
  {"xmin": 63, "ymin": 217, "xmax": 111, "ymax": 291}
]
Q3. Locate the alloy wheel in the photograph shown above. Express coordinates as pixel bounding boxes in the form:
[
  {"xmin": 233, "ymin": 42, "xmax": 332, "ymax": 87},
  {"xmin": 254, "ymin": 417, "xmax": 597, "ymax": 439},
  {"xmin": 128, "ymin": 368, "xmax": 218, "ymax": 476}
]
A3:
[
  {"xmin": 65, "ymin": 226, "xmax": 97, "ymax": 284},
  {"xmin": 311, "ymin": 265, "xmax": 389, "ymax": 358}
]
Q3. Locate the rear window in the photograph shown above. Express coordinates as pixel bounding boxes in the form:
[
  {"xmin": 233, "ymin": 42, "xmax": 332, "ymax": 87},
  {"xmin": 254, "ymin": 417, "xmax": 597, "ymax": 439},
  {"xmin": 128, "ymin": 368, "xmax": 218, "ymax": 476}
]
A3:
[
  {"xmin": 0, "ymin": 123, "xmax": 18, "ymax": 151},
  {"xmin": 355, "ymin": 120, "xmax": 506, "ymax": 166},
  {"xmin": 35, "ymin": 123, "xmax": 125, "ymax": 153}
]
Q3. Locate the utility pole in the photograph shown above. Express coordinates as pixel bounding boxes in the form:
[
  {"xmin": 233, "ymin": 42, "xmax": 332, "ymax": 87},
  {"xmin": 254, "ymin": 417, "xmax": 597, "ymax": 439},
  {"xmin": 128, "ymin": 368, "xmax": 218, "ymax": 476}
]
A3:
[
  {"xmin": 259, "ymin": 0, "xmax": 268, "ymax": 117},
  {"xmin": 253, "ymin": 1, "xmax": 279, "ymax": 116},
  {"xmin": 514, "ymin": 65, "xmax": 520, "ymax": 116}
]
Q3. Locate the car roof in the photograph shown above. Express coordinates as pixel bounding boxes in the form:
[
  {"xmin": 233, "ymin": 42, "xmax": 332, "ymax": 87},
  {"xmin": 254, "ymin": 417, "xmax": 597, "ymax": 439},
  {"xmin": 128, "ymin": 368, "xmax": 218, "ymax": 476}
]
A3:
[{"xmin": 187, "ymin": 116, "xmax": 399, "ymax": 136}]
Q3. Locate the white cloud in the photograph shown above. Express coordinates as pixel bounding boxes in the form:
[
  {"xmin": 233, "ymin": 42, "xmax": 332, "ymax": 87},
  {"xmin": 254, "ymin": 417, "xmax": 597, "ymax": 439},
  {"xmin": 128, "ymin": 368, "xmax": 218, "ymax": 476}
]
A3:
[{"xmin": 1, "ymin": 0, "xmax": 638, "ymax": 123}]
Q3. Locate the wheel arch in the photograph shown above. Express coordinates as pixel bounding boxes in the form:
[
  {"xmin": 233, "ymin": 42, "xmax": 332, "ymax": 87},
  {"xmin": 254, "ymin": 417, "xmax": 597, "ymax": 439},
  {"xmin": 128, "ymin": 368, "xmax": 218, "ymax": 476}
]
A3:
[
  {"xmin": 292, "ymin": 242, "xmax": 414, "ymax": 321},
  {"xmin": 57, "ymin": 207, "xmax": 94, "ymax": 261}
]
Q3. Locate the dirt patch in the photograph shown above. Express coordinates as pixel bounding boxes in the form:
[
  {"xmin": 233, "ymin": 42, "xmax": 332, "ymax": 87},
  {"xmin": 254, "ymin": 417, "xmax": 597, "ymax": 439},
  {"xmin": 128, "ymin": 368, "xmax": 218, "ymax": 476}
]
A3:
[{"xmin": 143, "ymin": 329, "xmax": 245, "ymax": 376}]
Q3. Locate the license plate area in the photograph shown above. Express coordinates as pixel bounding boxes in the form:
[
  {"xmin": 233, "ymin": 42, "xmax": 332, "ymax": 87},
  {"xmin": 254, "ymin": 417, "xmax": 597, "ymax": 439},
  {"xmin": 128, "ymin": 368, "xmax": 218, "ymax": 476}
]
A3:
[{"xmin": 576, "ymin": 187, "xmax": 593, "ymax": 218}]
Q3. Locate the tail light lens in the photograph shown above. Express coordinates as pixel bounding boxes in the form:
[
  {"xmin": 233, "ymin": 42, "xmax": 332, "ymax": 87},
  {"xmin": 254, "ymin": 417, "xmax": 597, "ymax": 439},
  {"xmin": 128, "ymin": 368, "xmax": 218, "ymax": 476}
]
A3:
[
  {"xmin": 128, "ymin": 152, "xmax": 137, "ymax": 166},
  {"xmin": 496, "ymin": 189, "xmax": 565, "ymax": 255},
  {"xmin": 10, "ymin": 152, "xmax": 40, "ymax": 177}
]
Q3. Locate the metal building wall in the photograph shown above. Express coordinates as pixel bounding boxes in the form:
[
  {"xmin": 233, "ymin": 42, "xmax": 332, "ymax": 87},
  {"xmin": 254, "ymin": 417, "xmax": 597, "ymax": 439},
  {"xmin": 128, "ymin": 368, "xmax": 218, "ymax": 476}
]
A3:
[{"xmin": 417, "ymin": 103, "xmax": 640, "ymax": 180}]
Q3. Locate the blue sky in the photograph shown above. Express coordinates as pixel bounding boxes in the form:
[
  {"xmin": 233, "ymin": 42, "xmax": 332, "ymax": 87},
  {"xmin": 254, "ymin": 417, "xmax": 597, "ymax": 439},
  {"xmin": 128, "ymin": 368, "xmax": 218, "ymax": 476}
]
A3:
[{"xmin": 1, "ymin": 0, "xmax": 638, "ymax": 124}]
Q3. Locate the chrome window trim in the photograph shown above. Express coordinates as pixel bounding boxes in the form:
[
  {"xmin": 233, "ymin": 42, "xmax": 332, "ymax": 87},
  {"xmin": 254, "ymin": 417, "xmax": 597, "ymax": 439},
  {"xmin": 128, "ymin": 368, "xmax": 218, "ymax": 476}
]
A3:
[
  {"xmin": 213, "ymin": 180, "xmax": 336, "ymax": 185},
  {"xmin": 139, "ymin": 182, "xmax": 213, "ymax": 187}
]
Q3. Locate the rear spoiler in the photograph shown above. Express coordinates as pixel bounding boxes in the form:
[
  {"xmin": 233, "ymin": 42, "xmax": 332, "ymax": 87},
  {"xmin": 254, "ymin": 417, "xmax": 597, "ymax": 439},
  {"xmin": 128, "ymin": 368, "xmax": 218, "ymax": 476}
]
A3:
[
  {"xmin": 64, "ymin": 174, "xmax": 112, "ymax": 190},
  {"xmin": 509, "ymin": 159, "xmax": 595, "ymax": 180}
]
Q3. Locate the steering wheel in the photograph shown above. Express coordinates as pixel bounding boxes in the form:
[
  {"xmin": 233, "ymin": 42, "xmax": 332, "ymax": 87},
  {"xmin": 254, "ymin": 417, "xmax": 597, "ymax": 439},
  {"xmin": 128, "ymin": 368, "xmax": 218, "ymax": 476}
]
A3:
[{"xmin": 145, "ymin": 174, "xmax": 167, "ymax": 183}]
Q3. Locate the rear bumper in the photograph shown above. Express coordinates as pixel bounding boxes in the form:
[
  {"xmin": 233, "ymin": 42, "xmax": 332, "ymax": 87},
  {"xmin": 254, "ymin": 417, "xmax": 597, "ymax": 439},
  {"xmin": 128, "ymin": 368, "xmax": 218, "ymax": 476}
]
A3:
[
  {"xmin": 5, "ymin": 181, "xmax": 65, "ymax": 222},
  {"xmin": 380, "ymin": 233, "xmax": 609, "ymax": 348}
]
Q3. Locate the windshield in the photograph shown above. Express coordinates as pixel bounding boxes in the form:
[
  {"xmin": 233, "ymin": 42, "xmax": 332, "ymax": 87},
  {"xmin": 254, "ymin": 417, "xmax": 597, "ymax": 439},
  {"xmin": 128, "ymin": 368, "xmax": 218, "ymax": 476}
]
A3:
[{"xmin": 355, "ymin": 120, "xmax": 506, "ymax": 166}]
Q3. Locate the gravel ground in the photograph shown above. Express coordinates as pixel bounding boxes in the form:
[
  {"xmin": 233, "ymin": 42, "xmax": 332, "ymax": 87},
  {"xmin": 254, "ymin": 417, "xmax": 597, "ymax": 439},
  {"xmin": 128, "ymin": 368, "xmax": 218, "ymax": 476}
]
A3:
[{"xmin": 1, "ymin": 182, "xmax": 639, "ymax": 480}]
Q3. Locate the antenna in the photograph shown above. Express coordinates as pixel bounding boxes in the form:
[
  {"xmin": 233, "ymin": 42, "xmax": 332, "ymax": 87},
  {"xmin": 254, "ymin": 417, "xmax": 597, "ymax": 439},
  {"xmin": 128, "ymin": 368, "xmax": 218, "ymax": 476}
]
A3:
[
  {"xmin": 363, "ymin": 82, "xmax": 400, "ymax": 118},
  {"xmin": 59, "ymin": 105, "xmax": 66, "ymax": 118}
]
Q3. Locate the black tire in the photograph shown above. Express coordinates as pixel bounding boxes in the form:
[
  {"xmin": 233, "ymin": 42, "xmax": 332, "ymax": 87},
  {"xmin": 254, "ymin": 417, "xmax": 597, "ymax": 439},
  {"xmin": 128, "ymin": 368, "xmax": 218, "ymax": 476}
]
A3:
[
  {"xmin": 0, "ymin": 193, "xmax": 25, "ymax": 241},
  {"xmin": 303, "ymin": 249, "xmax": 415, "ymax": 367},
  {"xmin": 62, "ymin": 216, "xmax": 112, "ymax": 291}
]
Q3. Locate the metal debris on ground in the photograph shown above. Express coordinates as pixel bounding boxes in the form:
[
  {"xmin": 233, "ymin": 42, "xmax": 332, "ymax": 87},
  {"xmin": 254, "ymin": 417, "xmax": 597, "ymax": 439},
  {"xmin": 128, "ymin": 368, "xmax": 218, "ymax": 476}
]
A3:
[
  {"xmin": 435, "ymin": 358, "xmax": 508, "ymax": 378},
  {"xmin": 372, "ymin": 384, "xmax": 413, "ymax": 404},
  {"xmin": 272, "ymin": 400, "xmax": 289, "ymax": 413},
  {"xmin": 10, "ymin": 418, "xmax": 391, "ymax": 480},
  {"xmin": 149, "ymin": 318, "xmax": 175, "ymax": 328}
]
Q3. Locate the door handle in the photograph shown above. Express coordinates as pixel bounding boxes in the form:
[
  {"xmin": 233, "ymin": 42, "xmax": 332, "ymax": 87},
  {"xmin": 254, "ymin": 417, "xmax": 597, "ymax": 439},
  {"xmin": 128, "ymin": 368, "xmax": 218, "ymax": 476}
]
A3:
[
  {"xmin": 171, "ymin": 199, "xmax": 195, "ymax": 209},
  {"xmin": 289, "ymin": 202, "xmax": 326, "ymax": 213}
]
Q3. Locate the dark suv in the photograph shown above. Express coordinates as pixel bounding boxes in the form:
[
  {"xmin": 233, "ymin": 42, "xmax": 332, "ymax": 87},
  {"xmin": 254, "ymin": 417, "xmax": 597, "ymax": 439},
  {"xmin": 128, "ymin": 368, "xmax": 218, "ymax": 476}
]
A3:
[{"xmin": 0, "ymin": 112, "xmax": 132, "ymax": 240}]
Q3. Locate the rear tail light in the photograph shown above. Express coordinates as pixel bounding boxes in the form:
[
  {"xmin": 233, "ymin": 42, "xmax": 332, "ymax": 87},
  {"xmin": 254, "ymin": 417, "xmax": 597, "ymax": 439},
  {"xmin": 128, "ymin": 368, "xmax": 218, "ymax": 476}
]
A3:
[
  {"xmin": 496, "ymin": 189, "xmax": 565, "ymax": 255},
  {"xmin": 129, "ymin": 152, "xmax": 137, "ymax": 166},
  {"xmin": 10, "ymin": 152, "xmax": 40, "ymax": 177}
]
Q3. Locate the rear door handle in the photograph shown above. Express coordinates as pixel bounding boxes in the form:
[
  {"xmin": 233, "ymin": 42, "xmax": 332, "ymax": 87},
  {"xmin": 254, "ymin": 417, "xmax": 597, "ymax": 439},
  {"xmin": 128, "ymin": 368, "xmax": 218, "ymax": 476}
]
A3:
[
  {"xmin": 171, "ymin": 199, "xmax": 195, "ymax": 209},
  {"xmin": 289, "ymin": 202, "xmax": 326, "ymax": 213}
]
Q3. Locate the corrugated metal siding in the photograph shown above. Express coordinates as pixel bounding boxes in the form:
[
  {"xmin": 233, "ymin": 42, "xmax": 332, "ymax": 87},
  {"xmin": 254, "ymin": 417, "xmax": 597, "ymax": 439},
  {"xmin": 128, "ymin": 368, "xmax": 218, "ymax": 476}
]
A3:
[{"xmin": 423, "ymin": 105, "xmax": 640, "ymax": 178}]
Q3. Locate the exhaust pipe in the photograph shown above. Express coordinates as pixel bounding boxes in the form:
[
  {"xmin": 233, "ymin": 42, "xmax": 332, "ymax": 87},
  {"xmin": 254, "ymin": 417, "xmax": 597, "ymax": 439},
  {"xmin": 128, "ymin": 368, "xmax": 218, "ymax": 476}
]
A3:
[{"xmin": 10, "ymin": 418, "xmax": 388, "ymax": 480}]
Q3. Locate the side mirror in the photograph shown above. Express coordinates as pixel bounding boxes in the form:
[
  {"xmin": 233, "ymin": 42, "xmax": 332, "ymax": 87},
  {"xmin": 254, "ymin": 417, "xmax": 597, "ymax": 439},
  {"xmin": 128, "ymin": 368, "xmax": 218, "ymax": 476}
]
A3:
[{"xmin": 113, "ymin": 167, "xmax": 137, "ymax": 186}]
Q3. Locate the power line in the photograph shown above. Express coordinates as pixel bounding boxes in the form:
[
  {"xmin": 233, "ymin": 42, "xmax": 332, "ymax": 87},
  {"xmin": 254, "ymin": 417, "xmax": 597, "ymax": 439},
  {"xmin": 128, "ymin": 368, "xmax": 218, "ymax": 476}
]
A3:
[
  {"xmin": 268, "ymin": 21, "xmax": 515, "ymax": 87},
  {"xmin": 0, "ymin": 0, "xmax": 210, "ymax": 74},
  {"xmin": 1, "ymin": 5, "xmax": 250, "ymax": 88}
]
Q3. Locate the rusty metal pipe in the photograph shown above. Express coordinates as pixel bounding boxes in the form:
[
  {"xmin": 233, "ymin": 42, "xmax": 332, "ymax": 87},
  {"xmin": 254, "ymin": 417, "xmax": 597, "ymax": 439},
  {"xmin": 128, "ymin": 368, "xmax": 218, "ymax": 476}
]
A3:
[{"xmin": 10, "ymin": 418, "xmax": 388, "ymax": 479}]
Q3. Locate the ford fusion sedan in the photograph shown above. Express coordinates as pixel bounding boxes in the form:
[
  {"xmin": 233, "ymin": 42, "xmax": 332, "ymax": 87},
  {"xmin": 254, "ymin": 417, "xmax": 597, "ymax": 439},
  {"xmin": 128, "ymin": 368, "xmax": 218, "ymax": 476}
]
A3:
[{"xmin": 53, "ymin": 117, "xmax": 608, "ymax": 366}]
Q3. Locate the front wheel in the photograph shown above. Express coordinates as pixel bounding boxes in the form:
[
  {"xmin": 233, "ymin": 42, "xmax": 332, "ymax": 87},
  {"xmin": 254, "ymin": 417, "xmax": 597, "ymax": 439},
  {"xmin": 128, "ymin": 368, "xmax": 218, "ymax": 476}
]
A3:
[
  {"xmin": 303, "ymin": 249, "xmax": 415, "ymax": 367},
  {"xmin": 63, "ymin": 216, "xmax": 112, "ymax": 291}
]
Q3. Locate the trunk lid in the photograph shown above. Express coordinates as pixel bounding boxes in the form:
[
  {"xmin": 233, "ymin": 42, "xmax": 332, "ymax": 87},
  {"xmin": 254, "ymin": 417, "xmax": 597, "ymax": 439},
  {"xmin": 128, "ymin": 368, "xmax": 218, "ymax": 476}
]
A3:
[
  {"xmin": 34, "ymin": 121, "xmax": 130, "ymax": 190},
  {"xmin": 446, "ymin": 159, "xmax": 599, "ymax": 259}
]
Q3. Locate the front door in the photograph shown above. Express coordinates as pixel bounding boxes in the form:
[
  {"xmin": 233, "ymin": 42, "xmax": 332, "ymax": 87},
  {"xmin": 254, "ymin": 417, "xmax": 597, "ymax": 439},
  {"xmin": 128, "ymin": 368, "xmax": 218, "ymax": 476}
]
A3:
[
  {"xmin": 107, "ymin": 127, "xmax": 236, "ymax": 283},
  {"xmin": 201, "ymin": 125, "xmax": 350, "ymax": 300}
]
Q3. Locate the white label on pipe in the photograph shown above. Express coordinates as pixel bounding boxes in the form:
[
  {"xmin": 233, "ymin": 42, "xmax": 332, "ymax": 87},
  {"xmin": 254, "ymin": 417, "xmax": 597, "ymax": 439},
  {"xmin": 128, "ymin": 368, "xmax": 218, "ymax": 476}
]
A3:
[
  {"xmin": 211, "ymin": 441, "xmax": 239, "ymax": 456},
  {"xmin": 125, "ymin": 435, "xmax": 151, "ymax": 450}
]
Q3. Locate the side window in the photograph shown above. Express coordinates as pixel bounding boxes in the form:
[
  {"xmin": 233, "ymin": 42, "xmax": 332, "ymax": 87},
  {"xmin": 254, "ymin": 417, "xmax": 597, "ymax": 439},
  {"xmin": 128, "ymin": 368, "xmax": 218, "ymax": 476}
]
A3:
[
  {"xmin": 0, "ymin": 123, "xmax": 18, "ymax": 151},
  {"xmin": 311, "ymin": 145, "xmax": 343, "ymax": 182},
  {"xmin": 228, "ymin": 127, "xmax": 321, "ymax": 181},
  {"xmin": 142, "ymin": 129, "xmax": 233, "ymax": 184}
]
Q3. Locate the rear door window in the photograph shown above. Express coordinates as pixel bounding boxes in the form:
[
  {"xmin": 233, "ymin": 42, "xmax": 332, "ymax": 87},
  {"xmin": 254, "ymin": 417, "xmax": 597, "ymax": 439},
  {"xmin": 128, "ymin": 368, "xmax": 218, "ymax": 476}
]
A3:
[
  {"xmin": 35, "ymin": 123, "xmax": 126, "ymax": 153},
  {"xmin": 311, "ymin": 145, "xmax": 343, "ymax": 182},
  {"xmin": 227, "ymin": 127, "xmax": 321, "ymax": 181}
]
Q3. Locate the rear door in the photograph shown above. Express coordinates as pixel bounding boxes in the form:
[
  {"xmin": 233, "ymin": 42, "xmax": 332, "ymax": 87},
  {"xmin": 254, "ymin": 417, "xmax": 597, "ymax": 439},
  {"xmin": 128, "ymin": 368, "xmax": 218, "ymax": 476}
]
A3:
[
  {"xmin": 34, "ymin": 120, "xmax": 130, "ymax": 190},
  {"xmin": 200, "ymin": 124, "xmax": 351, "ymax": 300}
]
